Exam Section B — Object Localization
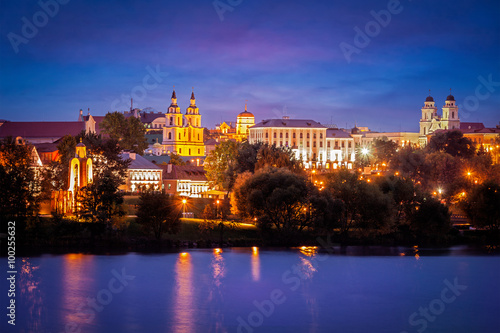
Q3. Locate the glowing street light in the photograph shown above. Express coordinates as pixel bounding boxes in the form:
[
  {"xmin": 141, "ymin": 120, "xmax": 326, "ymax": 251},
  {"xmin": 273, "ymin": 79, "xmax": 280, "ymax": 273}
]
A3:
[
  {"xmin": 182, "ymin": 198, "xmax": 187, "ymax": 216},
  {"xmin": 361, "ymin": 148, "xmax": 369, "ymax": 155}
]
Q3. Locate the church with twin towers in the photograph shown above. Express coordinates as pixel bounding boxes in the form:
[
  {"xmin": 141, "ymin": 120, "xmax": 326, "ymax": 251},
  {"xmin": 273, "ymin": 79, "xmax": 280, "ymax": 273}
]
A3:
[{"xmin": 161, "ymin": 89, "xmax": 205, "ymax": 157}]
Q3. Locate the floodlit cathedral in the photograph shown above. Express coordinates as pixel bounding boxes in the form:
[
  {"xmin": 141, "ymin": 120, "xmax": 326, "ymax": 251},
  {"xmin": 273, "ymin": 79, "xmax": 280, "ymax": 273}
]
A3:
[
  {"xmin": 162, "ymin": 89, "xmax": 204, "ymax": 156},
  {"xmin": 419, "ymin": 91, "xmax": 460, "ymax": 146}
]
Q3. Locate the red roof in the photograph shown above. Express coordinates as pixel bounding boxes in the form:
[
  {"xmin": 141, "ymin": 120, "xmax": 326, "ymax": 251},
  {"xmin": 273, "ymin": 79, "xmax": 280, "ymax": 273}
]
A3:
[
  {"xmin": 0, "ymin": 121, "xmax": 86, "ymax": 139},
  {"xmin": 160, "ymin": 165, "xmax": 207, "ymax": 181}
]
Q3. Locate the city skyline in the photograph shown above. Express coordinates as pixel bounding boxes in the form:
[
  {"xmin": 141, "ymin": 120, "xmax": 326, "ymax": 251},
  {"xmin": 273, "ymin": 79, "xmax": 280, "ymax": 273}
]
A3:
[{"xmin": 1, "ymin": 0, "xmax": 499, "ymax": 131}]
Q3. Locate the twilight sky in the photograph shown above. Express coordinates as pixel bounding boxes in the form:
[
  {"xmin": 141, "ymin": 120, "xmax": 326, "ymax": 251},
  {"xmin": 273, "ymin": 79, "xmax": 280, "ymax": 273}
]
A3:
[{"xmin": 0, "ymin": 0, "xmax": 499, "ymax": 132}]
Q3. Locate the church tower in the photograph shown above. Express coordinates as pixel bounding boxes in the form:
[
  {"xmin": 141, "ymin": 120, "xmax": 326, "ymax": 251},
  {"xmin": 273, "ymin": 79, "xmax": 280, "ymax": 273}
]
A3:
[
  {"xmin": 419, "ymin": 90, "xmax": 439, "ymax": 146},
  {"xmin": 236, "ymin": 102, "xmax": 255, "ymax": 141},
  {"xmin": 441, "ymin": 91, "xmax": 460, "ymax": 130},
  {"xmin": 162, "ymin": 88, "xmax": 204, "ymax": 157},
  {"xmin": 185, "ymin": 90, "xmax": 201, "ymax": 127}
]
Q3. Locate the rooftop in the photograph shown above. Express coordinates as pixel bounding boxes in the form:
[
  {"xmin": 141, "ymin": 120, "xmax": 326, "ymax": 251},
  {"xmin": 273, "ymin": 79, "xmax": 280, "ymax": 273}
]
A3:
[{"xmin": 252, "ymin": 119, "xmax": 326, "ymax": 129}]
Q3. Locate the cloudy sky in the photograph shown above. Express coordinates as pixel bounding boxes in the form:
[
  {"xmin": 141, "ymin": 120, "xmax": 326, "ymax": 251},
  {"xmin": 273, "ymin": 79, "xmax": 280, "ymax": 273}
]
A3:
[{"xmin": 0, "ymin": 0, "xmax": 499, "ymax": 131}]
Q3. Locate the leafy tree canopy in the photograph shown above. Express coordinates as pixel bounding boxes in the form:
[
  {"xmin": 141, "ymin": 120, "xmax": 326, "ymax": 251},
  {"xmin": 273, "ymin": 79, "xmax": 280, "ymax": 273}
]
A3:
[
  {"xmin": 136, "ymin": 192, "xmax": 180, "ymax": 240},
  {"xmin": 100, "ymin": 111, "xmax": 148, "ymax": 154},
  {"xmin": 0, "ymin": 137, "xmax": 40, "ymax": 224},
  {"xmin": 427, "ymin": 130, "xmax": 475, "ymax": 159}
]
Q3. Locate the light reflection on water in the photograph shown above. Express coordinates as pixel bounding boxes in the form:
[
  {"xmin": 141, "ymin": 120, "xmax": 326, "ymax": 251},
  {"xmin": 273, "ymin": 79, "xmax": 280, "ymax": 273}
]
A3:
[
  {"xmin": 19, "ymin": 258, "xmax": 42, "ymax": 332},
  {"xmin": 7, "ymin": 247, "xmax": 500, "ymax": 333},
  {"xmin": 62, "ymin": 253, "xmax": 96, "ymax": 328},
  {"xmin": 251, "ymin": 247, "xmax": 260, "ymax": 282},
  {"xmin": 173, "ymin": 252, "xmax": 193, "ymax": 333}
]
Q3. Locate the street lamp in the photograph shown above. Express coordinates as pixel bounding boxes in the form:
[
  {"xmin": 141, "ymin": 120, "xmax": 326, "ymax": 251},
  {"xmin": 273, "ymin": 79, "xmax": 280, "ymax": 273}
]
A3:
[
  {"xmin": 216, "ymin": 199, "xmax": 220, "ymax": 219},
  {"xmin": 182, "ymin": 198, "xmax": 187, "ymax": 217}
]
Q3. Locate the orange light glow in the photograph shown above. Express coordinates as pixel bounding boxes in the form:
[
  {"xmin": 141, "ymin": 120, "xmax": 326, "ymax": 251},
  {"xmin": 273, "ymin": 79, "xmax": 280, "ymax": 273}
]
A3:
[{"xmin": 214, "ymin": 248, "xmax": 222, "ymax": 254}]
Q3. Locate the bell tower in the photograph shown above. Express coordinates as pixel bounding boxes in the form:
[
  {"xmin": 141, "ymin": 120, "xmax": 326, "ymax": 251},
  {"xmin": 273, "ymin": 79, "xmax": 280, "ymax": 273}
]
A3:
[{"xmin": 441, "ymin": 90, "xmax": 460, "ymax": 130}]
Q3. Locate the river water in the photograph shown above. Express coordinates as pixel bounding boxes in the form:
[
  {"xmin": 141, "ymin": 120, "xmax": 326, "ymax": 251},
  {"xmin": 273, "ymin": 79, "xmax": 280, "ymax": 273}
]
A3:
[{"xmin": 3, "ymin": 246, "xmax": 499, "ymax": 333}]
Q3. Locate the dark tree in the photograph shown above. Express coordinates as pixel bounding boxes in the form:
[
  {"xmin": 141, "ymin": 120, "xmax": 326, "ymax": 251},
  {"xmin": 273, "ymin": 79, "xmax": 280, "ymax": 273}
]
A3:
[
  {"xmin": 410, "ymin": 197, "xmax": 451, "ymax": 238},
  {"xmin": 427, "ymin": 130, "xmax": 475, "ymax": 159},
  {"xmin": 77, "ymin": 176, "xmax": 125, "ymax": 223},
  {"xmin": 461, "ymin": 181, "xmax": 500, "ymax": 230},
  {"xmin": 325, "ymin": 170, "xmax": 393, "ymax": 235},
  {"xmin": 0, "ymin": 137, "xmax": 40, "ymax": 225},
  {"xmin": 390, "ymin": 146, "xmax": 426, "ymax": 181},
  {"xmin": 372, "ymin": 137, "xmax": 398, "ymax": 166},
  {"xmin": 136, "ymin": 192, "xmax": 180, "ymax": 240},
  {"xmin": 233, "ymin": 167, "xmax": 312, "ymax": 236},
  {"xmin": 255, "ymin": 144, "xmax": 303, "ymax": 174},
  {"xmin": 100, "ymin": 112, "xmax": 148, "ymax": 154}
]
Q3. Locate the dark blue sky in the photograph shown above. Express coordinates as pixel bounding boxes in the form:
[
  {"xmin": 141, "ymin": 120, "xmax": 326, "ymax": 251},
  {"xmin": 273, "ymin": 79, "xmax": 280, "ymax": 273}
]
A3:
[{"xmin": 1, "ymin": 0, "xmax": 499, "ymax": 131}]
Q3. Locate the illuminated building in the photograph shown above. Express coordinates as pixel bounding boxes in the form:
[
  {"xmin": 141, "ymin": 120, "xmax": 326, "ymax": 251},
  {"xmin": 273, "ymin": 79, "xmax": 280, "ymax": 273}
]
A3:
[
  {"xmin": 119, "ymin": 152, "xmax": 162, "ymax": 192},
  {"xmin": 51, "ymin": 140, "xmax": 93, "ymax": 214},
  {"xmin": 161, "ymin": 164, "xmax": 209, "ymax": 198},
  {"xmin": 235, "ymin": 103, "xmax": 255, "ymax": 141},
  {"xmin": 248, "ymin": 117, "xmax": 355, "ymax": 169},
  {"xmin": 161, "ymin": 90, "xmax": 205, "ymax": 157},
  {"xmin": 419, "ymin": 92, "xmax": 460, "ymax": 146},
  {"xmin": 209, "ymin": 103, "xmax": 255, "ymax": 142}
]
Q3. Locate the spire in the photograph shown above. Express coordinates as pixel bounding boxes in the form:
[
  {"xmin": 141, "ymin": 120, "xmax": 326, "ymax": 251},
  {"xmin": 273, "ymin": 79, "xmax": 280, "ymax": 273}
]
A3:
[
  {"xmin": 78, "ymin": 109, "xmax": 83, "ymax": 121},
  {"xmin": 190, "ymin": 87, "xmax": 196, "ymax": 106},
  {"xmin": 170, "ymin": 86, "xmax": 178, "ymax": 107},
  {"xmin": 245, "ymin": 100, "xmax": 248, "ymax": 111}
]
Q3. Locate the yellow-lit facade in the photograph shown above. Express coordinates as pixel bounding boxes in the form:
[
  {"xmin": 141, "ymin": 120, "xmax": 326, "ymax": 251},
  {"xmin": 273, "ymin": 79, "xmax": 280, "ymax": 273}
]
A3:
[{"xmin": 162, "ymin": 90, "xmax": 204, "ymax": 157}]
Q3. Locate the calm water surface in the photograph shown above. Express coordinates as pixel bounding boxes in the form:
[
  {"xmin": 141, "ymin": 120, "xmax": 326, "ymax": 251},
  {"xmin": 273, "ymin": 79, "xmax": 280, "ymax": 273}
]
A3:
[{"xmin": 2, "ymin": 246, "xmax": 500, "ymax": 333}]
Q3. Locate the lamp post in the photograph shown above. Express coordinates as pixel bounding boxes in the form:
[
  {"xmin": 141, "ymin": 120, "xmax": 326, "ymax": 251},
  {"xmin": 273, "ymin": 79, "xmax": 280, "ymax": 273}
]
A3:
[
  {"xmin": 216, "ymin": 199, "xmax": 220, "ymax": 219},
  {"xmin": 182, "ymin": 198, "xmax": 187, "ymax": 217}
]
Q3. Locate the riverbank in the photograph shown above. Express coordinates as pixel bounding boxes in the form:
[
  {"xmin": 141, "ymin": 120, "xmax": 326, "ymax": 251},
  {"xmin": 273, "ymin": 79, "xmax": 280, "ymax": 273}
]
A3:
[{"xmin": 2, "ymin": 217, "xmax": 499, "ymax": 256}]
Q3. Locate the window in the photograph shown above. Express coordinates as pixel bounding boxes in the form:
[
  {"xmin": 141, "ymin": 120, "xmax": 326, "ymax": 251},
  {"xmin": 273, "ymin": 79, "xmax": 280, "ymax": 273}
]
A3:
[
  {"xmin": 320, "ymin": 133, "xmax": 323, "ymax": 139},
  {"xmin": 168, "ymin": 184, "xmax": 171, "ymax": 190},
  {"xmin": 313, "ymin": 142, "xmax": 316, "ymax": 148},
  {"xmin": 307, "ymin": 133, "xmax": 310, "ymax": 139},
  {"xmin": 342, "ymin": 142, "xmax": 345, "ymax": 148},
  {"xmin": 313, "ymin": 133, "xmax": 316, "ymax": 139},
  {"xmin": 285, "ymin": 133, "xmax": 288, "ymax": 139},
  {"xmin": 179, "ymin": 134, "xmax": 181, "ymax": 140},
  {"xmin": 307, "ymin": 142, "xmax": 310, "ymax": 147},
  {"xmin": 198, "ymin": 149, "xmax": 200, "ymax": 154},
  {"xmin": 348, "ymin": 142, "xmax": 351, "ymax": 148},
  {"xmin": 300, "ymin": 133, "xmax": 303, "ymax": 139},
  {"xmin": 189, "ymin": 149, "xmax": 191, "ymax": 155},
  {"xmin": 266, "ymin": 133, "xmax": 269, "ymax": 138},
  {"xmin": 179, "ymin": 148, "xmax": 182, "ymax": 154},
  {"xmin": 452, "ymin": 111, "xmax": 455, "ymax": 119},
  {"xmin": 320, "ymin": 142, "xmax": 323, "ymax": 148},
  {"xmin": 327, "ymin": 141, "xmax": 330, "ymax": 148},
  {"xmin": 168, "ymin": 132, "xmax": 172, "ymax": 139},
  {"xmin": 280, "ymin": 133, "xmax": 283, "ymax": 138},
  {"xmin": 293, "ymin": 133, "xmax": 296, "ymax": 139},
  {"xmin": 170, "ymin": 117, "xmax": 173, "ymax": 125},
  {"xmin": 274, "ymin": 133, "xmax": 277, "ymax": 138}
]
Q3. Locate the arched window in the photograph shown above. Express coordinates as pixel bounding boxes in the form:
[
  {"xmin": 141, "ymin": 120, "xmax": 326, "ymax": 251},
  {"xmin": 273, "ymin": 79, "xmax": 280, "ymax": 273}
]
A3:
[{"xmin": 168, "ymin": 132, "xmax": 172, "ymax": 139}]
